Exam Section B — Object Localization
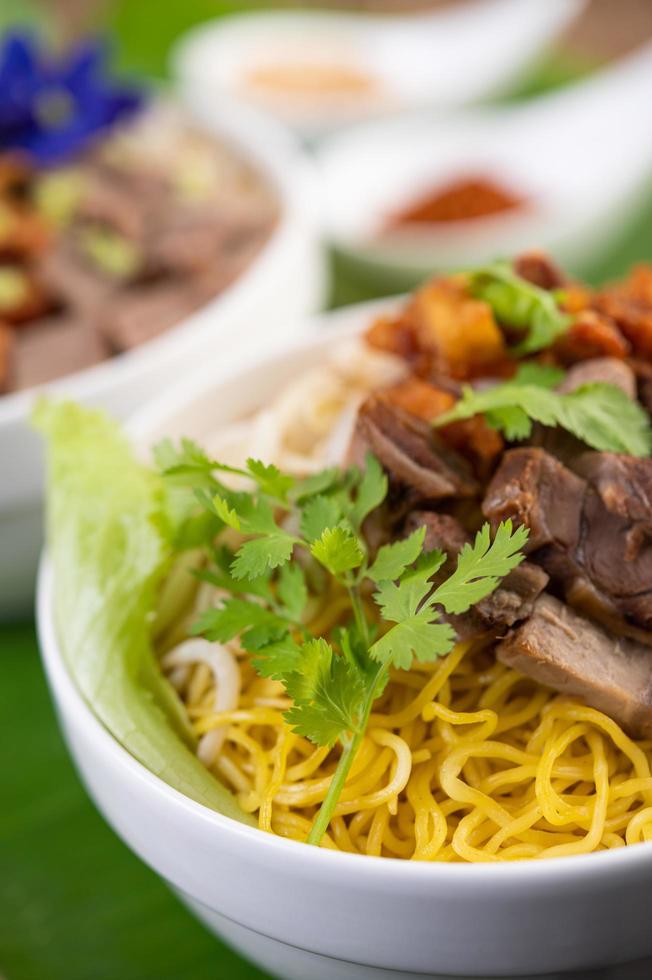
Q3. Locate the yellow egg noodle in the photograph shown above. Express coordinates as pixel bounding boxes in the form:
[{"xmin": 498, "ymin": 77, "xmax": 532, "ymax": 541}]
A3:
[{"xmin": 154, "ymin": 343, "xmax": 652, "ymax": 861}]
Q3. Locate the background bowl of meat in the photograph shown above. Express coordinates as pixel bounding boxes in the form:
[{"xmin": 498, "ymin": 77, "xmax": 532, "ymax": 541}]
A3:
[
  {"xmin": 37, "ymin": 294, "xmax": 652, "ymax": 980},
  {"xmin": 1, "ymin": 99, "xmax": 326, "ymax": 619}
]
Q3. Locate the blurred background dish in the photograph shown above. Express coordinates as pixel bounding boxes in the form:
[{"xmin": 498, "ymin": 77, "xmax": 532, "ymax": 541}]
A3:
[
  {"xmin": 0, "ymin": 94, "xmax": 281, "ymax": 392},
  {"xmin": 316, "ymin": 41, "xmax": 652, "ymax": 289},
  {"xmin": 171, "ymin": 0, "xmax": 585, "ymax": 140},
  {"xmin": 0, "ymin": 37, "xmax": 325, "ymax": 618}
]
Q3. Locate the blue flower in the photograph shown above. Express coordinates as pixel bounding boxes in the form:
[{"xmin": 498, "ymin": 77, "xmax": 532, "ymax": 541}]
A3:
[{"xmin": 0, "ymin": 32, "xmax": 144, "ymax": 165}]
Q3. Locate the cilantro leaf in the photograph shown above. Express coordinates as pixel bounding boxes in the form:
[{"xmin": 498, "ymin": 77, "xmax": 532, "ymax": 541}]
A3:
[
  {"xmin": 153, "ymin": 436, "xmax": 214, "ymax": 475},
  {"xmin": 251, "ymin": 636, "xmax": 303, "ymax": 679},
  {"xmin": 371, "ymin": 572, "xmax": 427, "ymax": 627},
  {"xmin": 300, "ymin": 495, "xmax": 342, "ymax": 543},
  {"xmin": 196, "ymin": 548, "xmax": 274, "ymax": 602},
  {"xmin": 154, "ymin": 437, "xmax": 246, "ymax": 488},
  {"xmin": 349, "ymin": 453, "xmax": 388, "ymax": 529},
  {"xmin": 559, "ymin": 383, "xmax": 652, "ymax": 457},
  {"xmin": 513, "ymin": 363, "xmax": 565, "ymax": 388},
  {"xmin": 157, "ymin": 443, "xmax": 298, "ymax": 503},
  {"xmin": 214, "ymin": 493, "xmax": 299, "ymax": 580},
  {"xmin": 401, "ymin": 548, "xmax": 447, "ymax": 581},
  {"xmin": 213, "ymin": 495, "xmax": 241, "ymax": 529},
  {"xmin": 246, "ymin": 458, "xmax": 295, "ymax": 502},
  {"xmin": 435, "ymin": 380, "xmax": 652, "ymax": 457},
  {"xmin": 284, "ymin": 639, "xmax": 366, "ymax": 746},
  {"xmin": 310, "ymin": 525, "xmax": 364, "ymax": 576},
  {"xmin": 221, "ymin": 495, "xmax": 279, "ymax": 536},
  {"xmin": 276, "ymin": 563, "xmax": 308, "ymax": 622},
  {"xmin": 371, "ymin": 521, "xmax": 527, "ymax": 668},
  {"xmin": 370, "ymin": 557, "xmax": 455, "ymax": 669},
  {"xmin": 231, "ymin": 534, "xmax": 296, "ymax": 580},
  {"xmin": 291, "ymin": 467, "xmax": 340, "ymax": 503},
  {"xmin": 431, "ymin": 521, "xmax": 528, "ymax": 614},
  {"xmin": 169, "ymin": 510, "xmax": 223, "ymax": 551},
  {"xmin": 367, "ymin": 526, "xmax": 426, "ymax": 583},
  {"xmin": 484, "ymin": 404, "xmax": 532, "ymax": 441},
  {"xmin": 193, "ymin": 598, "xmax": 288, "ymax": 650},
  {"xmin": 370, "ymin": 617, "xmax": 457, "ymax": 670},
  {"xmin": 468, "ymin": 261, "xmax": 572, "ymax": 354}
]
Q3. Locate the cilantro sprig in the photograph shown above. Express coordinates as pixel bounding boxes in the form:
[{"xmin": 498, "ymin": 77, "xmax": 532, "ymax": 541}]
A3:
[
  {"xmin": 468, "ymin": 261, "xmax": 572, "ymax": 354},
  {"xmin": 433, "ymin": 371, "xmax": 652, "ymax": 457},
  {"xmin": 157, "ymin": 442, "xmax": 528, "ymax": 845}
]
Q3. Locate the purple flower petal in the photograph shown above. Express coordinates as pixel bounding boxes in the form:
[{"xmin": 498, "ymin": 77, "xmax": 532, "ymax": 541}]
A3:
[{"xmin": 0, "ymin": 31, "xmax": 146, "ymax": 164}]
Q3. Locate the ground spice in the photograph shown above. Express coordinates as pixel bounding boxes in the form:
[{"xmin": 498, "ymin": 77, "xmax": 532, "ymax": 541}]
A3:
[{"xmin": 386, "ymin": 174, "xmax": 524, "ymax": 229}]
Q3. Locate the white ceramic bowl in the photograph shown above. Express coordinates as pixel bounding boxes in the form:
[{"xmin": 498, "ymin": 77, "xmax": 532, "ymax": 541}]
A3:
[
  {"xmin": 171, "ymin": 1, "xmax": 585, "ymax": 141},
  {"xmin": 37, "ymin": 303, "xmax": 652, "ymax": 980},
  {"xmin": 315, "ymin": 42, "xmax": 652, "ymax": 286},
  {"xmin": 2, "ymin": 99, "xmax": 326, "ymax": 619}
]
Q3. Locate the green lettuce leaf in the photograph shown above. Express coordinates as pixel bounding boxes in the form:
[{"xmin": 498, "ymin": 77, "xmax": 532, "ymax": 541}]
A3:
[{"xmin": 34, "ymin": 400, "xmax": 251, "ymax": 825}]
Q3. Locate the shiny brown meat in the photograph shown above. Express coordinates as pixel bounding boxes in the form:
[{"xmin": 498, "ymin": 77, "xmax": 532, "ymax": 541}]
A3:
[
  {"xmin": 350, "ymin": 395, "xmax": 479, "ymax": 504},
  {"xmin": 572, "ymin": 453, "xmax": 652, "ymax": 630},
  {"xmin": 483, "ymin": 447, "xmax": 652, "ymax": 639},
  {"xmin": 497, "ymin": 594, "xmax": 652, "ymax": 739},
  {"xmin": 482, "ymin": 448, "xmax": 584, "ymax": 553}
]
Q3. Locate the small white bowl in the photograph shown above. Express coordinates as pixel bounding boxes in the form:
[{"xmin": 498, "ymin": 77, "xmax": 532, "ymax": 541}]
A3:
[
  {"xmin": 1, "ymin": 99, "xmax": 326, "ymax": 620},
  {"xmin": 171, "ymin": 1, "xmax": 584, "ymax": 141},
  {"xmin": 37, "ymin": 303, "xmax": 652, "ymax": 980},
  {"xmin": 316, "ymin": 42, "xmax": 652, "ymax": 284}
]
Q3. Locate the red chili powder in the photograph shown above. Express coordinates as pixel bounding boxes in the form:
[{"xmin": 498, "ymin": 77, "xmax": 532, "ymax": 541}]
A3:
[{"xmin": 386, "ymin": 175, "xmax": 524, "ymax": 229}]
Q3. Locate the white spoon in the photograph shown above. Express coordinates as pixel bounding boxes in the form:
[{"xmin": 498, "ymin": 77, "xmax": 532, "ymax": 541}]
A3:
[
  {"xmin": 315, "ymin": 40, "xmax": 652, "ymax": 280},
  {"xmin": 171, "ymin": 0, "xmax": 584, "ymax": 140}
]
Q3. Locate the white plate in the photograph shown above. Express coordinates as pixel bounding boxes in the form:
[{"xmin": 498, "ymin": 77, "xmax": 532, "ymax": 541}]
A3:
[
  {"xmin": 1, "ymin": 99, "xmax": 326, "ymax": 619},
  {"xmin": 37, "ymin": 302, "xmax": 652, "ymax": 979}
]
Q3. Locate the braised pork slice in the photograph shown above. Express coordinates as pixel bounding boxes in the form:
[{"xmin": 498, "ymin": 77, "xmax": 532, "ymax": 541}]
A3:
[
  {"xmin": 350, "ymin": 395, "xmax": 478, "ymax": 503},
  {"xmin": 539, "ymin": 453, "xmax": 652, "ymax": 640},
  {"xmin": 497, "ymin": 594, "xmax": 652, "ymax": 738},
  {"xmin": 573, "ymin": 453, "xmax": 652, "ymax": 630},
  {"xmin": 484, "ymin": 447, "xmax": 652, "ymax": 639},
  {"xmin": 404, "ymin": 511, "xmax": 548, "ymax": 630},
  {"xmin": 482, "ymin": 447, "xmax": 585, "ymax": 552}
]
